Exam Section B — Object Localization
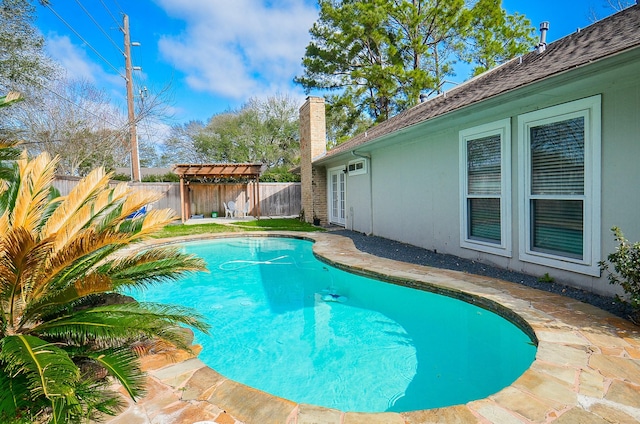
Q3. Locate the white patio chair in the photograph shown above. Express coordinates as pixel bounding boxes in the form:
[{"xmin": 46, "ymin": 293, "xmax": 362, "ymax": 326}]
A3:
[
  {"xmin": 226, "ymin": 200, "xmax": 236, "ymax": 218},
  {"xmin": 239, "ymin": 201, "xmax": 250, "ymax": 218},
  {"xmin": 224, "ymin": 201, "xmax": 235, "ymax": 218}
]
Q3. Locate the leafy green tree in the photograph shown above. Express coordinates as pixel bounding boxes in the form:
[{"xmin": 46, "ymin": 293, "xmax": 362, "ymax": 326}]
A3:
[
  {"xmin": 260, "ymin": 165, "xmax": 301, "ymax": 182},
  {"xmin": 388, "ymin": 0, "xmax": 469, "ymax": 101},
  {"xmin": 193, "ymin": 94, "xmax": 299, "ymax": 170},
  {"xmin": 296, "ymin": 0, "xmax": 535, "ymax": 133},
  {"xmin": 296, "ymin": 0, "xmax": 404, "ymax": 122},
  {"xmin": 194, "ymin": 109, "xmax": 257, "ymax": 164},
  {"xmin": 325, "ymin": 94, "xmax": 373, "ymax": 147},
  {"xmin": 0, "ymin": 151, "xmax": 208, "ymax": 423},
  {"xmin": 464, "ymin": 0, "xmax": 535, "ymax": 76},
  {"xmin": 0, "ymin": 0, "xmax": 56, "ymax": 92}
]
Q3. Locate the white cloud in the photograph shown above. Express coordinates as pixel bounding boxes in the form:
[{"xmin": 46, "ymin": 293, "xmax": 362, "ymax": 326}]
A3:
[
  {"xmin": 155, "ymin": 0, "xmax": 317, "ymax": 101},
  {"xmin": 45, "ymin": 34, "xmax": 123, "ymax": 89}
]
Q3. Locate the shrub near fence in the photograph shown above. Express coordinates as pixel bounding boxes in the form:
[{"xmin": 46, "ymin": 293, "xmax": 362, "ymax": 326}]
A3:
[{"xmin": 52, "ymin": 176, "xmax": 302, "ymax": 218}]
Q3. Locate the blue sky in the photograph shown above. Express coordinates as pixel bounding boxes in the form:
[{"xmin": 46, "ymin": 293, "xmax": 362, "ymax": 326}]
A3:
[{"xmin": 35, "ymin": 0, "xmax": 625, "ymax": 131}]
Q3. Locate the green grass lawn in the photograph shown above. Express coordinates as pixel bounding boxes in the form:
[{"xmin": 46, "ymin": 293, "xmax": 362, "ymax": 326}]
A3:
[{"xmin": 154, "ymin": 218, "xmax": 323, "ymax": 238}]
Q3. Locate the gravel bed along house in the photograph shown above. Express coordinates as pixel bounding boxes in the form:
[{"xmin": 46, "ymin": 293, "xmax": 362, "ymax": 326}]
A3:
[{"xmin": 332, "ymin": 230, "xmax": 634, "ymax": 321}]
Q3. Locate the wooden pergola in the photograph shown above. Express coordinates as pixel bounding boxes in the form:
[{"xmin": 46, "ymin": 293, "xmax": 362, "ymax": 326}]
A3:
[{"xmin": 172, "ymin": 163, "xmax": 263, "ymax": 223}]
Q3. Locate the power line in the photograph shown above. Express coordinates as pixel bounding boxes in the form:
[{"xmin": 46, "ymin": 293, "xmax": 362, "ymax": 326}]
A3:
[
  {"xmin": 19, "ymin": 82, "xmax": 133, "ymax": 152},
  {"xmin": 45, "ymin": 4, "xmax": 126, "ymax": 80},
  {"xmin": 26, "ymin": 76, "xmax": 126, "ymax": 130},
  {"xmin": 111, "ymin": 0, "xmax": 125, "ymax": 16},
  {"xmin": 74, "ymin": 0, "xmax": 124, "ymax": 55},
  {"xmin": 99, "ymin": 0, "xmax": 121, "ymax": 29}
]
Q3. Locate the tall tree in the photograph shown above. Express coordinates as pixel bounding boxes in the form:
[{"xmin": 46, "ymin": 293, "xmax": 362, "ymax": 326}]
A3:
[
  {"xmin": 192, "ymin": 93, "xmax": 299, "ymax": 170},
  {"xmin": 0, "ymin": 0, "xmax": 56, "ymax": 92},
  {"xmin": 325, "ymin": 94, "xmax": 373, "ymax": 147},
  {"xmin": 295, "ymin": 0, "xmax": 404, "ymax": 122},
  {"xmin": 388, "ymin": 0, "xmax": 469, "ymax": 101},
  {"xmin": 0, "ymin": 92, "xmax": 23, "ymax": 181},
  {"xmin": 296, "ymin": 0, "xmax": 535, "ymax": 132},
  {"xmin": 10, "ymin": 77, "xmax": 129, "ymax": 176},
  {"xmin": 160, "ymin": 120, "xmax": 207, "ymax": 165},
  {"xmin": 464, "ymin": 0, "xmax": 535, "ymax": 76}
]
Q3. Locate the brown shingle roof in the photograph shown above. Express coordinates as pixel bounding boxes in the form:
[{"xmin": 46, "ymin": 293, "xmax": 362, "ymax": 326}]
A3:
[{"xmin": 323, "ymin": 5, "xmax": 640, "ymax": 159}]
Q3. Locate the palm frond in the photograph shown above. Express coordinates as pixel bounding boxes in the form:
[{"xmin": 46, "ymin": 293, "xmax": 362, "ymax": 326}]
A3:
[
  {"xmin": 0, "ymin": 335, "xmax": 79, "ymax": 412},
  {"xmin": 0, "ymin": 163, "xmax": 21, "ymax": 221},
  {"xmin": 0, "ymin": 151, "xmax": 19, "ymax": 185},
  {"xmin": 119, "ymin": 186, "xmax": 164, "ymax": 219},
  {"xmin": 105, "ymin": 247, "xmax": 207, "ymax": 291},
  {"xmin": 0, "ymin": 366, "xmax": 32, "ymax": 418},
  {"xmin": 0, "ymin": 228, "xmax": 38, "ymax": 329},
  {"xmin": 33, "ymin": 186, "xmax": 62, "ymax": 236},
  {"xmin": 69, "ymin": 376, "xmax": 124, "ymax": 419},
  {"xmin": 136, "ymin": 208, "xmax": 178, "ymax": 238},
  {"xmin": 40, "ymin": 168, "xmax": 112, "ymax": 244},
  {"xmin": 0, "ymin": 139, "xmax": 21, "ymax": 161},
  {"xmin": 26, "ymin": 272, "xmax": 114, "ymax": 321},
  {"xmin": 0, "ymin": 91, "xmax": 23, "ymax": 108},
  {"xmin": 87, "ymin": 183, "xmax": 135, "ymax": 232},
  {"xmin": 11, "ymin": 152, "xmax": 58, "ymax": 234},
  {"xmin": 84, "ymin": 348, "xmax": 145, "ymax": 400},
  {"xmin": 33, "ymin": 302, "xmax": 209, "ymax": 347},
  {"xmin": 27, "ymin": 231, "xmax": 129, "ymax": 304}
]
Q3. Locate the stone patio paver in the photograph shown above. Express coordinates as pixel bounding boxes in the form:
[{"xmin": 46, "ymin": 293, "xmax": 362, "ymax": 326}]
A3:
[
  {"xmin": 100, "ymin": 231, "xmax": 640, "ymax": 424},
  {"xmin": 589, "ymin": 403, "xmax": 640, "ymax": 423},
  {"xmin": 344, "ymin": 411, "xmax": 406, "ymax": 424},
  {"xmin": 292, "ymin": 404, "xmax": 342, "ymax": 424},
  {"xmin": 552, "ymin": 407, "xmax": 610, "ymax": 424}
]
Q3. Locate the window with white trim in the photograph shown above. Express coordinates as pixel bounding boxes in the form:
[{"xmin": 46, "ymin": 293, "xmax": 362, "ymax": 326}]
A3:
[
  {"xmin": 518, "ymin": 95, "xmax": 601, "ymax": 275},
  {"xmin": 459, "ymin": 119, "xmax": 511, "ymax": 256},
  {"xmin": 347, "ymin": 158, "xmax": 367, "ymax": 176}
]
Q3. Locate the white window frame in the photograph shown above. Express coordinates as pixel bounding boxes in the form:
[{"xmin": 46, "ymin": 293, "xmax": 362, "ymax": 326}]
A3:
[
  {"xmin": 459, "ymin": 118, "xmax": 512, "ymax": 256},
  {"xmin": 347, "ymin": 158, "xmax": 367, "ymax": 176},
  {"xmin": 518, "ymin": 95, "xmax": 601, "ymax": 276}
]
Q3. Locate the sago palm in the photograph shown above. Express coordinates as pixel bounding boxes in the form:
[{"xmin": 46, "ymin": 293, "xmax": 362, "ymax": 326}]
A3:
[{"xmin": 0, "ymin": 151, "xmax": 208, "ymax": 423}]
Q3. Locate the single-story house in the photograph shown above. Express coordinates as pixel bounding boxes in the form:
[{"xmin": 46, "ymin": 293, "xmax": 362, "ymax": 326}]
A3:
[{"xmin": 300, "ymin": 4, "xmax": 640, "ymax": 297}]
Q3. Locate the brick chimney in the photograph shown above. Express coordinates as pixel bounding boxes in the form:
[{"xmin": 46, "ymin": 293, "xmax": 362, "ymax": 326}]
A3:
[{"xmin": 299, "ymin": 97, "xmax": 327, "ymax": 224}]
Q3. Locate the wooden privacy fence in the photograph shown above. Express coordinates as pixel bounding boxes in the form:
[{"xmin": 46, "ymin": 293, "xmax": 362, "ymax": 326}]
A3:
[{"xmin": 52, "ymin": 176, "xmax": 302, "ymax": 218}]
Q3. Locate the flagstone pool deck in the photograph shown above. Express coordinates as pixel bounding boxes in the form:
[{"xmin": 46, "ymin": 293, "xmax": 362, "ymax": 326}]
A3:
[{"xmin": 106, "ymin": 231, "xmax": 640, "ymax": 424}]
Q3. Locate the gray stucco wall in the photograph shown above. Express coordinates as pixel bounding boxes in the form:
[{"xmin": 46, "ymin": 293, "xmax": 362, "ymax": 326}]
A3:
[{"xmin": 322, "ymin": 49, "xmax": 640, "ymax": 297}]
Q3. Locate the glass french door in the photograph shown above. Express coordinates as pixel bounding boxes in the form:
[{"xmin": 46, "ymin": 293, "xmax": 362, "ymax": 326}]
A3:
[{"xmin": 329, "ymin": 168, "xmax": 346, "ymax": 226}]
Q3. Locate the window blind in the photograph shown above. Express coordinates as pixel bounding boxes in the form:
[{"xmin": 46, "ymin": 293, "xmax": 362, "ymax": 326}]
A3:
[
  {"xmin": 466, "ymin": 134, "xmax": 502, "ymax": 244},
  {"xmin": 531, "ymin": 199, "xmax": 583, "ymax": 258},
  {"xmin": 530, "ymin": 117, "xmax": 584, "ymax": 195},
  {"xmin": 468, "ymin": 134, "xmax": 501, "ymax": 195},
  {"xmin": 469, "ymin": 198, "xmax": 501, "ymax": 242}
]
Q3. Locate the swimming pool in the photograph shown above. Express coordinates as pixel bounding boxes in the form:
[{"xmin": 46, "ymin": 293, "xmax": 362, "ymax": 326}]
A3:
[{"xmin": 129, "ymin": 237, "xmax": 536, "ymax": 413}]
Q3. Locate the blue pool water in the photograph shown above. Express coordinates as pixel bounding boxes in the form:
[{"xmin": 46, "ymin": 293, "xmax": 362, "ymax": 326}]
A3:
[{"xmin": 128, "ymin": 237, "xmax": 536, "ymax": 413}]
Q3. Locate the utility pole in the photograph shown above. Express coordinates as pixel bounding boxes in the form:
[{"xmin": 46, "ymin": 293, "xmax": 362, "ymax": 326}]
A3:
[{"xmin": 123, "ymin": 14, "xmax": 140, "ymax": 182}]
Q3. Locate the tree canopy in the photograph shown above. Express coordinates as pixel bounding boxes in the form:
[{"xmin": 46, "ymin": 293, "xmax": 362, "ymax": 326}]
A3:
[
  {"xmin": 161, "ymin": 94, "xmax": 300, "ymax": 180},
  {"xmin": 0, "ymin": 0, "xmax": 56, "ymax": 92},
  {"xmin": 296, "ymin": 0, "xmax": 536, "ymax": 138}
]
